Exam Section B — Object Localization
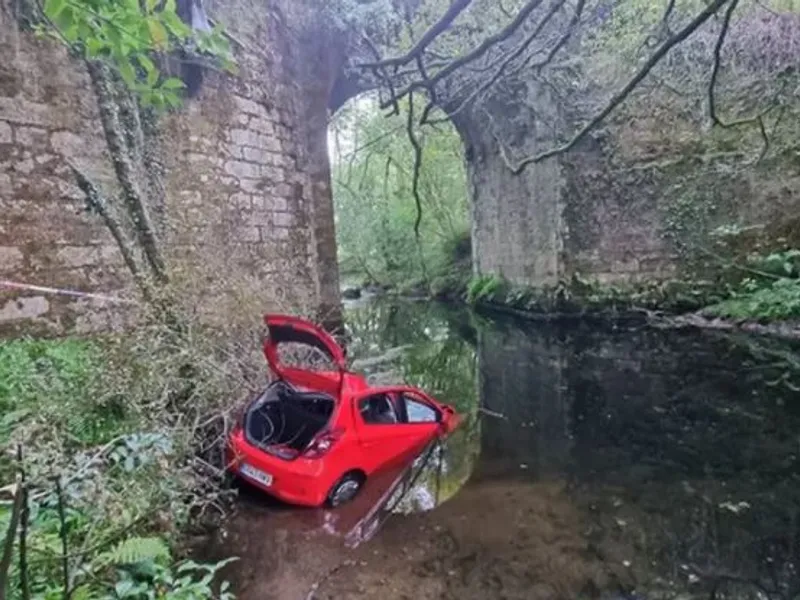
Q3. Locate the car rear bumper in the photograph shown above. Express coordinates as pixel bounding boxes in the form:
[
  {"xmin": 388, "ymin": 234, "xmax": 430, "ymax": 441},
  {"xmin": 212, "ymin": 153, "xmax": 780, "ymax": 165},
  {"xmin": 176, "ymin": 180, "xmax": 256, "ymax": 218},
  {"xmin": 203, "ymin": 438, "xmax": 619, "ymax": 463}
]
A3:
[{"xmin": 226, "ymin": 428, "xmax": 330, "ymax": 507}]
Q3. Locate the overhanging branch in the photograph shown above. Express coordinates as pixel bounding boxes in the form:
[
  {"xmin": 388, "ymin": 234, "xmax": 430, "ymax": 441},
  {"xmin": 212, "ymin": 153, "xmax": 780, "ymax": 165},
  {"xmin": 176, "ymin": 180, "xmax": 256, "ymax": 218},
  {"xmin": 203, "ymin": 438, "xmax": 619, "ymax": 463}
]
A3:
[
  {"xmin": 428, "ymin": 0, "xmax": 579, "ymax": 125},
  {"xmin": 358, "ymin": 0, "xmax": 475, "ymax": 70},
  {"xmin": 708, "ymin": 0, "xmax": 774, "ymax": 162},
  {"xmin": 502, "ymin": 0, "xmax": 733, "ymax": 174},
  {"xmin": 379, "ymin": 0, "xmax": 548, "ymax": 109}
]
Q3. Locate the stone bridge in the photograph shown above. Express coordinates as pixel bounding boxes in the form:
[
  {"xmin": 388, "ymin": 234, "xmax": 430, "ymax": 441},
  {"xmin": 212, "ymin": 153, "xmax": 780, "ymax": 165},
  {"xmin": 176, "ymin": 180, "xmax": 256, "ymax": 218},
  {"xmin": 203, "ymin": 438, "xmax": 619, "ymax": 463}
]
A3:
[{"xmin": 2, "ymin": 0, "xmax": 798, "ymax": 334}]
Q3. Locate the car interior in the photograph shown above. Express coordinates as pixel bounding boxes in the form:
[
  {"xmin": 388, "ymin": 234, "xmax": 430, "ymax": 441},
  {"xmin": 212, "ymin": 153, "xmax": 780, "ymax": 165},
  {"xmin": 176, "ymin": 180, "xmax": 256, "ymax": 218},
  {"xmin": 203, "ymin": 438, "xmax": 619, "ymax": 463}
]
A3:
[{"xmin": 245, "ymin": 380, "xmax": 335, "ymax": 452}]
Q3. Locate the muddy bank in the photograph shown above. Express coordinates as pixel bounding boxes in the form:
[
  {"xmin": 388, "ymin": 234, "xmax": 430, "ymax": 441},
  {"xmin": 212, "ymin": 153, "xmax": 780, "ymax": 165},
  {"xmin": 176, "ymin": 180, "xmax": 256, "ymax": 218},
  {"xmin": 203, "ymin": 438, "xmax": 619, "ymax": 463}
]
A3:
[
  {"xmin": 313, "ymin": 478, "xmax": 627, "ymax": 600},
  {"xmin": 195, "ymin": 476, "xmax": 641, "ymax": 600},
  {"xmin": 649, "ymin": 311, "xmax": 800, "ymax": 341}
]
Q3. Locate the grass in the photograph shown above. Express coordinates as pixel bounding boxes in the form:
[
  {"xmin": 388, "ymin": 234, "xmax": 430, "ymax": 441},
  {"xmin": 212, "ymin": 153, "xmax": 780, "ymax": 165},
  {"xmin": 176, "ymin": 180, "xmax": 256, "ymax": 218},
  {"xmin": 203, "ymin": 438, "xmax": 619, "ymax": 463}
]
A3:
[
  {"xmin": 0, "ymin": 340, "xmax": 125, "ymax": 457},
  {"xmin": 0, "ymin": 332, "xmax": 245, "ymax": 599}
]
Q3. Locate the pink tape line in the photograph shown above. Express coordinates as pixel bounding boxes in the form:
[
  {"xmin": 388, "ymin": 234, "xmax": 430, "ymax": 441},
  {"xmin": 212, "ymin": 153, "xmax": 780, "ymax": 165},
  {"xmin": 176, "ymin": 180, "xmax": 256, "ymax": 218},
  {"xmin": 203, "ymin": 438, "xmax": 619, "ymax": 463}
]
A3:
[{"xmin": 0, "ymin": 280, "xmax": 135, "ymax": 304}]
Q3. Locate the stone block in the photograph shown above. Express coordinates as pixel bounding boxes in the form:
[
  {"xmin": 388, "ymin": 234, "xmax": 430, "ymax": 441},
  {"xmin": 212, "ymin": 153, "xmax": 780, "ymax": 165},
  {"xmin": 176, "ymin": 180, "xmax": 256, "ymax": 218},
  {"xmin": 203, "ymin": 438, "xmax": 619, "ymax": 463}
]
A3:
[
  {"xmin": 239, "ymin": 226, "xmax": 261, "ymax": 243},
  {"xmin": 15, "ymin": 126, "xmax": 49, "ymax": 148},
  {"xmin": 230, "ymin": 192, "xmax": 252, "ymax": 209},
  {"xmin": 0, "ymin": 97, "xmax": 53, "ymax": 127},
  {"xmin": 224, "ymin": 160, "xmax": 261, "ymax": 179},
  {"xmin": 243, "ymin": 146, "xmax": 270, "ymax": 164},
  {"xmin": 249, "ymin": 118, "xmax": 275, "ymax": 135},
  {"xmin": 56, "ymin": 245, "xmax": 98, "ymax": 268},
  {"xmin": 273, "ymin": 212, "xmax": 295, "ymax": 227},
  {"xmin": 0, "ymin": 295, "xmax": 50, "ymax": 322},
  {"xmin": 229, "ymin": 128, "xmax": 259, "ymax": 147},
  {"xmin": 239, "ymin": 177, "xmax": 267, "ymax": 193},
  {"xmin": 0, "ymin": 121, "xmax": 11, "ymax": 144},
  {"xmin": 0, "ymin": 246, "xmax": 24, "ymax": 272},
  {"xmin": 233, "ymin": 95, "xmax": 269, "ymax": 119}
]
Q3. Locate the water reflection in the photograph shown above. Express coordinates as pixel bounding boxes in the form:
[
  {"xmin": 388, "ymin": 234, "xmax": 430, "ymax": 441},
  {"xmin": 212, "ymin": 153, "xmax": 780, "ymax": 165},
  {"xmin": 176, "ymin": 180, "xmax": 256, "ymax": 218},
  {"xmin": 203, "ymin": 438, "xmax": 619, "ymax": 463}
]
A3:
[
  {"xmin": 343, "ymin": 299, "xmax": 800, "ymax": 598},
  {"xmin": 344, "ymin": 299, "xmax": 482, "ymax": 521},
  {"xmin": 207, "ymin": 299, "xmax": 800, "ymax": 599}
]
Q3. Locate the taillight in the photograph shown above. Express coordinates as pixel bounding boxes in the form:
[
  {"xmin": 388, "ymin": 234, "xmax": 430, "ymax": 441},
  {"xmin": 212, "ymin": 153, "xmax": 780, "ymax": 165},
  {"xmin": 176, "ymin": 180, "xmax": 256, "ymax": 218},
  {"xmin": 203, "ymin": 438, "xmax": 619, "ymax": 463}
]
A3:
[{"xmin": 303, "ymin": 428, "xmax": 344, "ymax": 458}]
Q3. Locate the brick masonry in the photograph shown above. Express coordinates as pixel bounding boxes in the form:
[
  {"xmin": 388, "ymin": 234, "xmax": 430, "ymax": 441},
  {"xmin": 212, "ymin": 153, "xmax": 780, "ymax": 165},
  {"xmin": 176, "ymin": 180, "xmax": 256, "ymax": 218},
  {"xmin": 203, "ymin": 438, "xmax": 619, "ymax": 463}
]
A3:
[{"xmin": 0, "ymin": 0, "xmax": 343, "ymax": 335}]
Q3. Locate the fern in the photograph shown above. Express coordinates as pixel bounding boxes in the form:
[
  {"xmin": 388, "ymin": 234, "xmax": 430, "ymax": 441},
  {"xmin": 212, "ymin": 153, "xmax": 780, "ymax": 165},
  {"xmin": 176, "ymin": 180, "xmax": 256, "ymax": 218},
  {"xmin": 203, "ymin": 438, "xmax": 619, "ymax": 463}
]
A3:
[{"xmin": 97, "ymin": 536, "xmax": 171, "ymax": 566}]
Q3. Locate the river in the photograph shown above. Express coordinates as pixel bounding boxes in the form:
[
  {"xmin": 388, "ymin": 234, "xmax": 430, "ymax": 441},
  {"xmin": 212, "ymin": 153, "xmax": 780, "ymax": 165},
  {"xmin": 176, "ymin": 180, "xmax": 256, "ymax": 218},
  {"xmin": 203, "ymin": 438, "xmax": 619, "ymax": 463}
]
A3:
[{"xmin": 198, "ymin": 298, "xmax": 800, "ymax": 600}]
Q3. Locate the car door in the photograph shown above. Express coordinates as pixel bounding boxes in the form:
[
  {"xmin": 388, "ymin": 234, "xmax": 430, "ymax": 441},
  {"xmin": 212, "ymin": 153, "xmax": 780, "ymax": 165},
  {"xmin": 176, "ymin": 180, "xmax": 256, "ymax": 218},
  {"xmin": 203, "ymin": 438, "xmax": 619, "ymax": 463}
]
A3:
[{"xmin": 353, "ymin": 387, "xmax": 441, "ymax": 474}]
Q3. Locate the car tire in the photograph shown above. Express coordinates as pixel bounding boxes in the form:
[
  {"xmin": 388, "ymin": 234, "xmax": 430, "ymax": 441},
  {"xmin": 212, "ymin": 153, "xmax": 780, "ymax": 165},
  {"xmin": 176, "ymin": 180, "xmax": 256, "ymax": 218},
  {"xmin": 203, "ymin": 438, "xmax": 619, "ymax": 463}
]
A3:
[{"xmin": 326, "ymin": 472, "xmax": 364, "ymax": 507}]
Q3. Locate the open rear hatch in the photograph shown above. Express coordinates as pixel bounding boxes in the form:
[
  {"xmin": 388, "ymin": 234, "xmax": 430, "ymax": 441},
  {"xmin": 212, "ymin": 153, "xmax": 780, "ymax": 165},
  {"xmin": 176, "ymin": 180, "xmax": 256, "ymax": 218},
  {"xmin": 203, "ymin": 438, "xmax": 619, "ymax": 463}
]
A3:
[{"xmin": 263, "ymin": 314, "xmax": 346, "ymax": 397}]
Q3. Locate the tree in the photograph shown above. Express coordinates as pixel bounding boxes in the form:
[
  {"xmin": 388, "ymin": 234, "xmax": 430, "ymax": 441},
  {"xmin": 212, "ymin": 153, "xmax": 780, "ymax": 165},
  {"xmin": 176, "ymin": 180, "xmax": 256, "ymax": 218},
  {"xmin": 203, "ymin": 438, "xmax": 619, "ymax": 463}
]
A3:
[
  {"xmin": 331, "ymin": 96, "xmax": 470, "ymax": 291},
  {"xmin": 340, "ymin": 0, "xmax": 798, "ymax": 166}
]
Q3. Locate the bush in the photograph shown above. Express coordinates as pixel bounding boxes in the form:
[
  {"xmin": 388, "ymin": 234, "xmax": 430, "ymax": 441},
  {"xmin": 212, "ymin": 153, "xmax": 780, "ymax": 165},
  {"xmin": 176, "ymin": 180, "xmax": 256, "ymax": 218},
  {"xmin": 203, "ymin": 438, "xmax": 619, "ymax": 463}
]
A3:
[
  {"xmin": 0, "ymin": 315, "xmax": 262, "ymax": 598},
  {"xmin": 706, "ymin": 277, "xmax": 800, "ymax": 320}
]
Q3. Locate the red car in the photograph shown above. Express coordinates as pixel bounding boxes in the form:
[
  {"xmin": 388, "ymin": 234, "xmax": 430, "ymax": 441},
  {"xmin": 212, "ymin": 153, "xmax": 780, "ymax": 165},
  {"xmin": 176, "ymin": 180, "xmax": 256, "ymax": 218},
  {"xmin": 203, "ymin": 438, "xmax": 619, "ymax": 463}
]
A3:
[{"xmin": 226, "ymin": 314, "xmax": 461, "ymax": 507}]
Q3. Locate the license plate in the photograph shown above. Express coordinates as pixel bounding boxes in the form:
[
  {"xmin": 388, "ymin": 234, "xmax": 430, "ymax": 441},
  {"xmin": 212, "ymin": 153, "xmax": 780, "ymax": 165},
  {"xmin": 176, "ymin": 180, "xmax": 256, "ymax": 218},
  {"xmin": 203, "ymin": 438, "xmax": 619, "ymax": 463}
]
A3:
[{"xmin": 240, "ymin": 463, "xmax": 273, "ymax": 487}]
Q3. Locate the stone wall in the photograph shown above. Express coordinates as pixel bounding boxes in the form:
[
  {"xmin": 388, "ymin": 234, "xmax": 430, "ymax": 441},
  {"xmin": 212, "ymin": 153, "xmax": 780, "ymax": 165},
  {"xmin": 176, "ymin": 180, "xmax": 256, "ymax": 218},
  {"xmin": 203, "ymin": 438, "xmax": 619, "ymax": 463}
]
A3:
[
  {"xmin": 456, "ymin": 61, "xmax": 800, "ymax": 291},
  {"xmin": 560, "ymin": 113, "xmax": 800, "ymax": 285},
  {"xmin": 0, "ymin": 0, "xmax": 343, "ymax": 335}
]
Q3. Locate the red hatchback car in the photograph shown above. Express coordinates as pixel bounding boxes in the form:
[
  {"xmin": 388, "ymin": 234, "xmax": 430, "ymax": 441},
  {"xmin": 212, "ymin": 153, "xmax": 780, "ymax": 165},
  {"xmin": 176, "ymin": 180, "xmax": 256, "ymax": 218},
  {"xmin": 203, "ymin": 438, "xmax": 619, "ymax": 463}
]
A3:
[{"xmin": 226, "ymin": 314, "xmax": 461, "ymax": 507}]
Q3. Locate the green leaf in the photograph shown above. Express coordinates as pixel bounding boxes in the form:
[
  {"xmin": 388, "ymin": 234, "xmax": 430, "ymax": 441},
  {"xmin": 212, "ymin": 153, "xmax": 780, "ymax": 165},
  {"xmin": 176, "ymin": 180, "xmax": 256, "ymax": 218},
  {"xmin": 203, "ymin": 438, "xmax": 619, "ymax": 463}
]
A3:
[
  {"xmin": 118, "ymin": 61, "xmax": 138, "ymax": 88},
  {"xmin": 43, "ymin": 0, "xmax": 67, "ymax": 19},
  {"xmin": 147, "ymin": 18, "xmax": 169, "ymax": 48},
  {"xmin": 137, "ymin": 54, "xmax": 159, "ymax": 87},
  {"xmin": 98, "ymin": 536, "xmax": 171, "ymax": 566},
  {"xmin": 84, "ymin": 37, "xmax": 106, "ymax": 57},
  {"xmin": 161, "ymin": 77, "xmax": 185, "ymax": 90}
]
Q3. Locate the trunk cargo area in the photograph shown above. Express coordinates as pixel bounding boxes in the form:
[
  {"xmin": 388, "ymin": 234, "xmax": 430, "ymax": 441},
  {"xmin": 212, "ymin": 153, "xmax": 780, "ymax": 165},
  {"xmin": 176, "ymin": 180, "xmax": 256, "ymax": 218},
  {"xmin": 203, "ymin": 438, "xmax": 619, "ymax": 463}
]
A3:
[{"xmin": 244, "ymin": 381, "xmax": 334, "ymax": 454}]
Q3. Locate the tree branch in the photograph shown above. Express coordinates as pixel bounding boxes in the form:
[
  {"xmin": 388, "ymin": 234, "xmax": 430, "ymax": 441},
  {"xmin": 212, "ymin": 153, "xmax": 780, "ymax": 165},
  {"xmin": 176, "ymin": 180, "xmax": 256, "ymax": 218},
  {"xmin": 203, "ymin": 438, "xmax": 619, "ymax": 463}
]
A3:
[
  {"xmin": 428, "ymin": 0, "xmax": 577, "ymax": 125},
  {"xmin": 503, "ymin": 0, "xmax": 733, "ymax": 174},
  {"xmin": 17, "ymin": 447, "xmax": 29, "ymax": 600},
  {"xmin": 0, "ymin": 478, "xmax": 23, "ymax": 600},
  {"xmin": 407, "ymin": 92, "xmax": 424, "ymax": 239},
  {"xmin": 707, "ymin": 0, "xmax": 774, "ymax": 162},
  {"xmin": 708, "ymin": 0, "xmax": 740, "ymax": 127},
  {"xmin": 407, "ymin": 92, "xmax": 430, "ymax": 287},
  {"xmin": 358, "ymin": 0, "xmax": 474, "ymax": 69},
  {"xmin": 54, "ymin": 478, "xmax": 70, "ymax": 600},
  {"xmin": 523, "ymin": 0, "xmax": 585, "ymax": 72},
  {"xmin": 380, "ymin": 0, "xmax": 548, "ymax": 109},
  {"xmin": 662, "ymin": 0, "xmax": 677, "ymax": 26}
]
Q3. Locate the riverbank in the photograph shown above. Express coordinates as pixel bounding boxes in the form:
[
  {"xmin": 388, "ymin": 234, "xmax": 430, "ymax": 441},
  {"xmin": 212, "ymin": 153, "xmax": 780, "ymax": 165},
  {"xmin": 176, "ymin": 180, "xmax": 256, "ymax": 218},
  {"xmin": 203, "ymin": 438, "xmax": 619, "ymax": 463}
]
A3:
[{"xmin": 343, "ymin": 274, "xmax": 800, "ymax": 341}]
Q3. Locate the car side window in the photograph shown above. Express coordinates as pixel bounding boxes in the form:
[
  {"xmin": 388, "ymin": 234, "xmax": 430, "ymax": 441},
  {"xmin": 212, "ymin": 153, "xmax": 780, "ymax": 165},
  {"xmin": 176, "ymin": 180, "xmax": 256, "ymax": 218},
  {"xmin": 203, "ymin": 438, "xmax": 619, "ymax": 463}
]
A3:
[
  {"xmin": 359, "ymin": 394, "xmax": 399, "ymax": 425},
  {"xmin": 402, "ymin": 394, "xmax": 439, "ymax": 424}
]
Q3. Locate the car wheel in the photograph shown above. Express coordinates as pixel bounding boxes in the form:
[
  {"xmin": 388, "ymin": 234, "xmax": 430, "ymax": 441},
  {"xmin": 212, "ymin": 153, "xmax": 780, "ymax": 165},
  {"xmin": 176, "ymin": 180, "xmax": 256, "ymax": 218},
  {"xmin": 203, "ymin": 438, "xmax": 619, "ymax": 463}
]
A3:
[{"xmin": 326, "ymin": 472, "xmax": 364, "ymax": 507}]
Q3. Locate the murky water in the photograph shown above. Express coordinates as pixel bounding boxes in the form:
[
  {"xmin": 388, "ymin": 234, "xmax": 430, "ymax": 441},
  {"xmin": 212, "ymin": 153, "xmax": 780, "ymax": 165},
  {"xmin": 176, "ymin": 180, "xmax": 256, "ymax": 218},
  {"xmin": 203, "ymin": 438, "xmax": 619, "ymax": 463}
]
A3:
[{"xmin": 200, "ymin": 299, "xmax": 800, "ymax": 600}]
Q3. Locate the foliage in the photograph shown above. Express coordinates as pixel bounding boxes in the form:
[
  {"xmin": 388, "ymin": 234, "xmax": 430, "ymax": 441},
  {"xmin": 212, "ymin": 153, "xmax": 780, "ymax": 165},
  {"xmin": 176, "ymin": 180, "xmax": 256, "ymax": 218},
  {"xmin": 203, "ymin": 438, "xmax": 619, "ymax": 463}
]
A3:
[
  {"xmin": 707, "ymin": 277, "xmax": 800, "ymax": 320},
  {"xmin": 38, "ymin": 0, "xmax": 234, "ymax": 109},
  {"xmin": 705, "ymin": 250, "xmax": 800, "ymax": 320},
  {"xmin": 331, "ymin": 96, "xmax": 470, "ymax": 293},
  {"xmin": 466, "ymin": 274, "xmax": 508, "ymax": 304},
  {"xmin": 0, "ymin": 324, "xmax": 260, "ymax": 599}
]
